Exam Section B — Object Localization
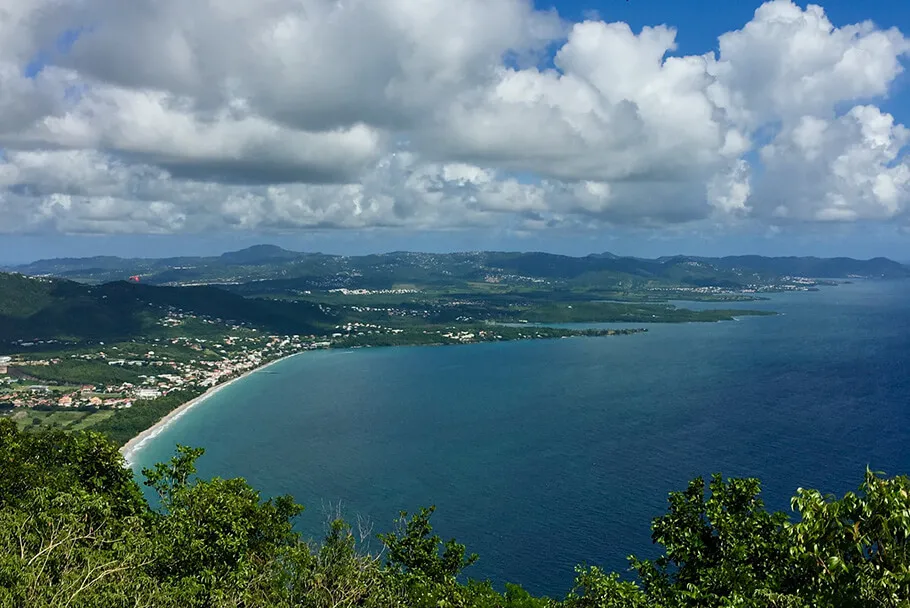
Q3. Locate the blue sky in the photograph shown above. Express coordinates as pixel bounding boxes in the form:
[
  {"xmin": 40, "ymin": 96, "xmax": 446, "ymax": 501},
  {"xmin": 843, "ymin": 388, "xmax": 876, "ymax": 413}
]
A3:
[{"xmin": 1, "ymin": 0, "xmax": 910, "ymax": 263}]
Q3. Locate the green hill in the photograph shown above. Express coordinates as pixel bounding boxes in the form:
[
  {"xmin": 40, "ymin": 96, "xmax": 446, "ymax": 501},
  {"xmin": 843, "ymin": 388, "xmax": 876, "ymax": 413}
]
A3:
[{"xmin": 0, "ymin": 272, "xmax": 335, "ymax": 347}]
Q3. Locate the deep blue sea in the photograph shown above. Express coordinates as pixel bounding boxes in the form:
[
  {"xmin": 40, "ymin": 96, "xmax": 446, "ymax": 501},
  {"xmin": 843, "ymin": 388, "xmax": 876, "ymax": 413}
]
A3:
[{"xmin": 131, "ymin": 280, "xmax": 910, "ymax": 597}]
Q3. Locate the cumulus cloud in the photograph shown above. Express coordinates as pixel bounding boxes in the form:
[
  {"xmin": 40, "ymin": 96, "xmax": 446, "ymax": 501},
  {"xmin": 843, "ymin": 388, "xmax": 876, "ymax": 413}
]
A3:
[
  {"xmin": 757, "ymin": 106, "xmax": 910, "ymax": 222},
  {"xmin": 431, "ymin": 22, "xmax": 735, "ymax": 181},
  {"xmin": 708, "ymin": 1, "xmax": 910, "ymax": 126},
  {"xmin": 0, "ymin": 0, "xmax": 908, "ymax": 235}
]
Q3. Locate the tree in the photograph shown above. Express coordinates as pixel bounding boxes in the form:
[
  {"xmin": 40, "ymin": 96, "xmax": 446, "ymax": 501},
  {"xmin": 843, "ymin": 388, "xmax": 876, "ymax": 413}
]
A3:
[{"xmin": 3, "ymin": 418, "xmax": 910, "ymax": 607}]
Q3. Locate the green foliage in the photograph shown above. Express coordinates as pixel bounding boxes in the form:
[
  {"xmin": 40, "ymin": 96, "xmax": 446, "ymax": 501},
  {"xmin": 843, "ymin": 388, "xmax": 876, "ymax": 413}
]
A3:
[
  {"xmin": 14, "ymin": 359, "xmax": 142, "ymax": 385},
  {"xmin": 380, "ymin": 506, "xmax": 479, "ymax": 583},
  {"xmin": 0, "ymin": 273, "xmax": 56, "ymax": 317},
  {"xmin": 0, "ymin": 420, "xmax": 144, "ymax": 517},
  {"xmin": 0, "ymin": 274, "xmax": 159, "ymax": 343},
  {"xmin": 630, "ymin": 475, "xmax": 793, "ymax": 607},
  {"xmin": 565, "ymin": 567, "xmax": 649, "ymax": 608},
  {"xmin": 2, "ymin": 419, "xmax": 910, "ymax": 607},
  {"xmin": 787, "ymin": 469, "xmax": 910, "ymax": 606}
]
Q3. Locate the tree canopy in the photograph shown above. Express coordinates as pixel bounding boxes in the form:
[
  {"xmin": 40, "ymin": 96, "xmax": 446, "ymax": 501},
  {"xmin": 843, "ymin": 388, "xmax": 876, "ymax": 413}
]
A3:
[{"xmin": 1, "ymin": 418, "xmax": 908, "ymax": 607}]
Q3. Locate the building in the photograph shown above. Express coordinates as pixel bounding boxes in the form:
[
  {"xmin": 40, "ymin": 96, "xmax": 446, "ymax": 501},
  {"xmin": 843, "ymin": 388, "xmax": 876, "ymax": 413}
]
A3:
[{"xmin": 135, "ymin": 388, "xmax": 162, "ymax": 400}]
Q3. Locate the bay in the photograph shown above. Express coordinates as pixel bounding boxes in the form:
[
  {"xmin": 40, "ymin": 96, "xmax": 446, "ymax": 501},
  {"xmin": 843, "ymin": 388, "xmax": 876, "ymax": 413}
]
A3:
[{"xmin": 130, "ymin": 280, "xmax": 910, "ymax": 597}]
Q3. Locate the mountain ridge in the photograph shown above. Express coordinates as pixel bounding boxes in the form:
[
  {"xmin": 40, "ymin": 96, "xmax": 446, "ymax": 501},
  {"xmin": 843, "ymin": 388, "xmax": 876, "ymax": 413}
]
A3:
[{"xmin": 7, "ymin": 246, "xmax": 908, "ymax": 287}]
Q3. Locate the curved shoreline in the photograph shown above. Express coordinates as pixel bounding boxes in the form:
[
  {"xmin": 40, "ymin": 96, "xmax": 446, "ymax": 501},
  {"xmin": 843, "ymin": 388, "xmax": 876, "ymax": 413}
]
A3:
[
  {"xmin": 117, "ymin": 332, "xmax": 650, "ymax": 466},
  {"xmin": 120, "ymin": 352, "xmax": 301, "ymax": 466}
]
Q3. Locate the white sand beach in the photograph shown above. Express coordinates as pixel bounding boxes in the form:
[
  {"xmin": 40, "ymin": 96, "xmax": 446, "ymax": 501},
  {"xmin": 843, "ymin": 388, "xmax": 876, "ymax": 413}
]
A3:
[{"xmin": 120, "ymin": 352, "xmax": 301, "ymax": 465}]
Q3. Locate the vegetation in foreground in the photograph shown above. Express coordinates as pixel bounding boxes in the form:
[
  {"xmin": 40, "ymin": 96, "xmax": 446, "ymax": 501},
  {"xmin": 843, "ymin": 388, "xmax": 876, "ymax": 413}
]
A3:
[{"xmin": 2, "ymin": 420, "xmax": 909, "ymax": 607}]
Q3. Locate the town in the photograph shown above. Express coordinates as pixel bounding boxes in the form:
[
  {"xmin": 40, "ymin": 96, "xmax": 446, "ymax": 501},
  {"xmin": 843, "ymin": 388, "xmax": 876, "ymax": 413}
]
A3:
[{"xmin": 0, "ymin": 307, "xmax": 648, "ymax": 434}]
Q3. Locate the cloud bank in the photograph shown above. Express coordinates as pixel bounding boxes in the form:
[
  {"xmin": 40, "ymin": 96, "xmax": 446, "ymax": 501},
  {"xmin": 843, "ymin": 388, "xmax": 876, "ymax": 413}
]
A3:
[{"xmin": 1, "ymin": 0, "xmax": 908, "ymax": 235}]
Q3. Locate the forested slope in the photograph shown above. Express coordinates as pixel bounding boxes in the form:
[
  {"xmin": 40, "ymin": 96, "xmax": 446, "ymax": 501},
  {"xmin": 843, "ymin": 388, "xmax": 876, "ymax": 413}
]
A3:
[{"xmin": 0, "ymin": 272, "xmax": 334, "ymax": 344}]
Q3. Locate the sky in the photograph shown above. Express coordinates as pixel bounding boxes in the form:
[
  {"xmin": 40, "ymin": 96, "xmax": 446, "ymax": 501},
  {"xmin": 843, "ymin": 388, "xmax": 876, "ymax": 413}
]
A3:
[{"xmin": 1, "ymin": 0, "xmax": 910, "ymax": 263}]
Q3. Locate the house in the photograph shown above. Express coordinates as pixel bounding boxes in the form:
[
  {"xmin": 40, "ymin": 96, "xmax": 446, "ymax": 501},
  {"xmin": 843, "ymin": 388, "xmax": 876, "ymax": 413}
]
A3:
[{"xmin": 136, "ymin": 388, "xmax": 161, "ymax": 400}]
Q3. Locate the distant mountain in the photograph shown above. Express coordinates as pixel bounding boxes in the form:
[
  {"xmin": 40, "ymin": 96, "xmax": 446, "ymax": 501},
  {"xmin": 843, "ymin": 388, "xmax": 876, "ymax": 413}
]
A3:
[
  {"xmin": 219, "ymin": 244, "xmax": 302, "ymax": 265},
  {"xmin": 7, "ymin": 247, "xmax": 909, "ymax": 288},
  {"xmin": 697, "ymin": 255, "xmax": 909, "ymax": 279}
]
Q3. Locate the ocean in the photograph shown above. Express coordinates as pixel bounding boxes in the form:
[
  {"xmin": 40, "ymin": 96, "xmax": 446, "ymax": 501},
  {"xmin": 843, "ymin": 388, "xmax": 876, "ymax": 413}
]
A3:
[{"xmin": 130, "ymin": 280, "xmax": 910, "ymax": 597}]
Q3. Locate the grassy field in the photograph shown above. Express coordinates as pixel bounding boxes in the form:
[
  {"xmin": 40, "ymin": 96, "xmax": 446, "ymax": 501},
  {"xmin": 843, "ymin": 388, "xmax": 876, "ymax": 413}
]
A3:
[{"xmin": 9, "ymin": 408, "xmax": 115, "ymax": 431}]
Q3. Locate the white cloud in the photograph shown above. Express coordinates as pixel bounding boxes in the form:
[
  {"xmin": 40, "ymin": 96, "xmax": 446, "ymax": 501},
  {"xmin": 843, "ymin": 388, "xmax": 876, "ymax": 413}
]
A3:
[
  {"xmin": 708, "ymin": 0, "xmax": 910, "ymax": 127},
  {"xmin": 0, "ymin": 149, "xmax": 551, "ymax": 234},
  {"xmin": 16, "ymin": 85, "xmax": 384, "ymax": 183},
  {"xmin": 0, "ymin": 0, "xmax": 908, "ymax": 236},
  {"xmin": 757, "ymin": 105, "xmax": 910, "ymax": 222},
  {"xmin": 428, "ymin": 22, "xmax": 735, "ymax": 183}
]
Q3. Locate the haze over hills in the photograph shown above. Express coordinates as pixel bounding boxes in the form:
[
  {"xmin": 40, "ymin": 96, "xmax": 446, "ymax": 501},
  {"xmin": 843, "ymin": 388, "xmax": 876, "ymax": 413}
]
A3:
[{"xmin": 6, "ymin": 246, "xmax": 909, "ymax": 288}]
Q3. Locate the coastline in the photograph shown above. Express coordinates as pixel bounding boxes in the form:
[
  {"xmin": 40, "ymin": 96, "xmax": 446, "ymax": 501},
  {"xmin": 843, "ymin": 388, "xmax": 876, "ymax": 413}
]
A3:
[
  {"xmin": 116, "ymin": 329, "xmax": 658, "ymax": 465},
  {"xmin": 119, "ymin": 352, "xmax": 302, "ymax": 466},
  {"xmin": 116, "ymin": 324, "xmax": 705, "ymax": 466}
]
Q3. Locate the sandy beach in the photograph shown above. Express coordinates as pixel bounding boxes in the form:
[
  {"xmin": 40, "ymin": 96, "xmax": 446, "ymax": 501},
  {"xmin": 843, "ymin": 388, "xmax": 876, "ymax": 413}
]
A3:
[{"xmin": 120, "ymin": 352, "xmax": 302, "ymax": 465}]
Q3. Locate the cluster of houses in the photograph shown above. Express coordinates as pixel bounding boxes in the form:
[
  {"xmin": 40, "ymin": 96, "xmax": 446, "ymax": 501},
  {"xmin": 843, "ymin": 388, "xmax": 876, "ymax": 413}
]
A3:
[
  {"xmin": 0, "ymin": 381, "xmax": 136, "ymax": 410},
  {"xmin": 328, "ymin": 288, "xmax": 419, "ymax": 295},
  {"xmin": 0, "ymin": 330, "xmax": 342, "ymax": 412},
  {"xmin": 647, "ymin": 277, "xmax": 822, "ymax": 297},
  {"xmin": 333, "ymin": 321, "xmax": 405, "ymax": 337}
]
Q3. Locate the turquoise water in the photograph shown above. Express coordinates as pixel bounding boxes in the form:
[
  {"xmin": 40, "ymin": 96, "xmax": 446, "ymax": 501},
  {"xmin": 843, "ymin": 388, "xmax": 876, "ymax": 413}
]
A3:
[{"xmin": 131, "ymin": 280, "xmax": 910, "ymax": 597}]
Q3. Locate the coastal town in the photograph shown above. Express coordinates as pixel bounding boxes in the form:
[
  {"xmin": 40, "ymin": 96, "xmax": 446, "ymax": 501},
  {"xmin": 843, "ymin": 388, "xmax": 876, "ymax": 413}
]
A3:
[
  {"xmin": 1, "ymin": 337, "xmax": 305, "ymax": 411},
  {"xmin": 0, "ymin": 308, "xmax": 646, "ymax": 433},
  {"xmin": 0, "ymin": 312, "xmax": 401, "ymax": 412}
]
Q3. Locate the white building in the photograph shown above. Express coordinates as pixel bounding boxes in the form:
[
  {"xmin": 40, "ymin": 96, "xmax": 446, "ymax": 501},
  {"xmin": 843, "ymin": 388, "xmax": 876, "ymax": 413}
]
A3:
[{"xmin": 135, "ymin": 388, "xmax": 162, "ymax": 400}]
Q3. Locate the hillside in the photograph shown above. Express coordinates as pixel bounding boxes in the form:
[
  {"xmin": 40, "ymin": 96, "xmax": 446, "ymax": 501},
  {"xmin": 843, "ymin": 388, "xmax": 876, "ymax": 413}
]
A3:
[
  {"xmin": 0, "ymin": 272, "xmax": 334, "ymax": 347},
  {"xmin": 8, "ymin": 247, "xmax": 909, "ymax": 288}
]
